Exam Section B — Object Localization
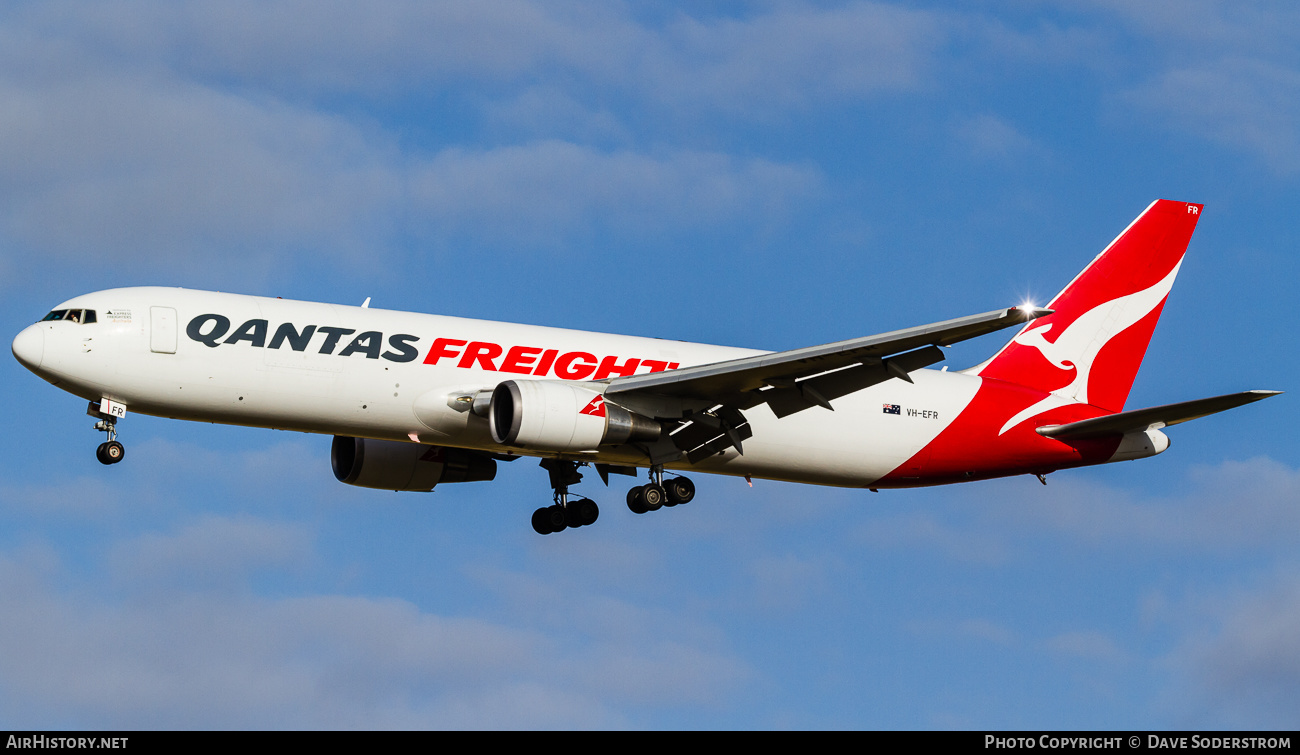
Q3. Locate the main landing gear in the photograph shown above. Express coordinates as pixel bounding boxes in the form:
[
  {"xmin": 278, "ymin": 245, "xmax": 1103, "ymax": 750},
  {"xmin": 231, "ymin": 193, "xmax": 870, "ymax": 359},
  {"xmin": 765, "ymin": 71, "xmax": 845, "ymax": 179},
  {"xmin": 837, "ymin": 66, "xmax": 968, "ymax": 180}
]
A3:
[
  {"xmin": 532, "ymin": 459, "xmax": 599, "ymax": 535},
  {"xmin": 528, "ymin": 460, "xmax": 697, "ymax": 534},
  {"xmin": 93, "ymin": 415, "xmax": 125, "ymax": 465},
  {"xmin": 625, "ymin": 465, "xmax": 694, "ymax": 514}
]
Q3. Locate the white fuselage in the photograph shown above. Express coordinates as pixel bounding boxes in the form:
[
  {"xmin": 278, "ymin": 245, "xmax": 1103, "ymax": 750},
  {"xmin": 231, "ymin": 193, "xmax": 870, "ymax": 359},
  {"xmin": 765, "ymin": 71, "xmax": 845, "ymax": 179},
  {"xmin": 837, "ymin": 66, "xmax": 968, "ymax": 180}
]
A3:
[{"xmin": 15, "ymin": 287, "xmax": 979, "ymax": 487}]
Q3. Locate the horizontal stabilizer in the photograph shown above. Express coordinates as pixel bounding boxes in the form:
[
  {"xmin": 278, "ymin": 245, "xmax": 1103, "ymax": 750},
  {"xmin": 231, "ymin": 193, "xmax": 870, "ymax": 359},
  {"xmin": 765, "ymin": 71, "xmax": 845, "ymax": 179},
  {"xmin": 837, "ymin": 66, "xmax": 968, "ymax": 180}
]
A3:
[{"xmin": 1036, "ymin": 390, "xmax": 1282, "ymax": 440}]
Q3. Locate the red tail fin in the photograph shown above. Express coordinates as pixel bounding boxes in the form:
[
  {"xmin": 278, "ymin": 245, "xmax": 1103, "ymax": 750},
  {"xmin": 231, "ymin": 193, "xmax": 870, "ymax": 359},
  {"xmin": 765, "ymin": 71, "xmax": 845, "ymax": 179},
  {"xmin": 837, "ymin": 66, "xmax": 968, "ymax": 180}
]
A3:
[{"xmin": 972, "ymin": 200, "xmax": 1203, "ymax": 412}]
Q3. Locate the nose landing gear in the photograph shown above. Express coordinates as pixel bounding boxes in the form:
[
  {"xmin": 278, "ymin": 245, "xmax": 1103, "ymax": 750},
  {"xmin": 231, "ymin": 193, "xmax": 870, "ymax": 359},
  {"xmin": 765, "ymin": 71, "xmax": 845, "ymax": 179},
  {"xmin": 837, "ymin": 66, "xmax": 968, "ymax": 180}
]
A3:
[
  {"xmin": 89, "ymin": 400, "xmax": 125, "ymax": 465},
  {"xmin": 94, "ymin": 420, "xmax": 125, "ymax": 465}
]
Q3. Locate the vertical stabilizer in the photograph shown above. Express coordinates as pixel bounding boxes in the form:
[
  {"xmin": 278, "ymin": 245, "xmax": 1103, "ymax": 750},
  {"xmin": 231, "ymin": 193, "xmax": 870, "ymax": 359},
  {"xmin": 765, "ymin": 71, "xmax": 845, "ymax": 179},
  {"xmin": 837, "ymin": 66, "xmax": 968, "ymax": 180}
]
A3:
[{"xmin": 973, "ymin": 200, "xmax": 1203, "ymax": 413}]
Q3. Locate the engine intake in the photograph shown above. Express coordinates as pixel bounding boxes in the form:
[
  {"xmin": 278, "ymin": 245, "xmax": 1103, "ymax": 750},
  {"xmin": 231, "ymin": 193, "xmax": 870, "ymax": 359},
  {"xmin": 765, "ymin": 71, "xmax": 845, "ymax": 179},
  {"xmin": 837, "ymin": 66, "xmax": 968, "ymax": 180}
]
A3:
[
  {"xmin": 331, "ymin": 436, "xmax": 496, "ymax": 491},
  {"xmin": 489, "ymin": 380, "xmax": 660, "ymax": 451}
]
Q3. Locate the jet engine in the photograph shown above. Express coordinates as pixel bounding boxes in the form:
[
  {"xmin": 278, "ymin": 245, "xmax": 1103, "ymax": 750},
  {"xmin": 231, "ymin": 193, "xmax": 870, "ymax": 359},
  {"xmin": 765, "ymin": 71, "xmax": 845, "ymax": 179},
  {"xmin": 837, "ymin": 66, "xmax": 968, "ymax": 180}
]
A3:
[
  {"xmin": 488, "ymin": 379, "xmax": 660, "ymax": 452},
  {"xmin": 331, "ymin": 436, "xmax": 496, "ymax": 492}
]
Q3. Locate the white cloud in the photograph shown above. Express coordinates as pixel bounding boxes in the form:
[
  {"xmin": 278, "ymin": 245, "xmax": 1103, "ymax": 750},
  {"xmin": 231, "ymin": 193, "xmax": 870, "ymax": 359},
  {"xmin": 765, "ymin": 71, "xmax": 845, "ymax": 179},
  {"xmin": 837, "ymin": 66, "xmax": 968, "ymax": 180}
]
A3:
[
  {"xmin": 108, "ymin": 515, "xmax": 314, "ymax": 593},
  {"xmin": 643, "ymin": 2, "xmax": 944, "ymax": 112},
  {"xmin": 904, "ymin": 617, "xmax": 1018, "ymax": 649},
  {"xmin": 953, "ymin": 114, "xmax": 1045, "ymax": 161},
  {"xmin": 482, "ymin": 87, "xmax": 634, "ymax": 145},
  {"xmin": 1124, "ymin": 58, "xmax": 1300, "ymax": 174},
  {"xmin": 9, "ymin": 1, "xmax": 946, "ymax": 107},
  {"xmin": 1160, "ymin": 571, "xmax": 1300, "ymax": 727},
  {"xmin": 0, "ymin": 476, "xmax": 124, "ymax": 518},
  {"xmin": 0, "ymin": 66, "xmax": 400, "ymax": 278},
  {"xmin": 3, "ymin": 1, "xmax": 597, "ymax": 91},
  {"xmin": 980, "ymin": 457, "xmax": 1300, "ymax": 553},
  {"xmin": 1045, "ymin": 630, "xmax": 1128, "ymax": 664},
  {"xmin": 0, "ymin": 581, "xmax": 559, "ymax": 728},
  {"xmin": 0, "ymin": 60, "xmax": 822, "ymax": 282},
  {"xmin": 747, "ymin": 553, "xmax": 830, "ymax": 611},
  {"xmin": 460, "ymin": 561, "xmax": 754, "ymax": 707},
  {"xmin": 1021, "ymin": 1, "xmax": 1300, "ymax": 172},
  {"xmin": 1079, "ymin": 0, "xmax": 1300, "ymax": 54},
  {"xmin": 853, "ymin": 510, "xmax": 1010, "ymax": 564},
  {"xmin": 956, "ymin": 618, "xmax": 1017, "ymax": 647},
  {"xmin": 409, "ymin": 141, "xmax": 823, "ymax": 248},
  {"xmin": 0, "ymin": 509, "xmax": 754, "ymax": 728}
]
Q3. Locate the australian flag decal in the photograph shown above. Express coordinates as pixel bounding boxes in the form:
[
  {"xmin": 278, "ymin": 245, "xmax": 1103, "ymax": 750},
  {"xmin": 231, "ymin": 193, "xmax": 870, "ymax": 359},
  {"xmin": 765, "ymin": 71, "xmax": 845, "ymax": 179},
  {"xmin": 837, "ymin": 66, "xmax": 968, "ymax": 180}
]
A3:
[{"xmin": 882, "ymin": 404, "xmax": 900, "ymax": 415}]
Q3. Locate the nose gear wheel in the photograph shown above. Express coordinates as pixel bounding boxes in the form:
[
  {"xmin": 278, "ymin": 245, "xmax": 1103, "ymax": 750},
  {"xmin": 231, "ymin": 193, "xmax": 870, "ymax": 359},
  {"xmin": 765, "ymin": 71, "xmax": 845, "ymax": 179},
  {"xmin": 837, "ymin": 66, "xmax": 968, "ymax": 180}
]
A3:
[
  {"xmin": 96, "ymin": 440, "xmax": 125, "ymax": 465},
  {"xmin": 91, "ymin": 410, "xmax": 125, "ymax": 466}
]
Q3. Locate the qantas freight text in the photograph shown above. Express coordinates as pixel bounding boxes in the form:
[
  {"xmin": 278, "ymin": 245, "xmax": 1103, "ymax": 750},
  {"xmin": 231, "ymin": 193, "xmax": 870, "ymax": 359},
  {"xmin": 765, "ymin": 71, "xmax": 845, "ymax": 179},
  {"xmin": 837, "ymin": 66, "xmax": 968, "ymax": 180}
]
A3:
[
  {"xmin": 12, "ymin": 200, "xmax": 1280, "ymax": 535},
  {"xmin": 184, "ymin": 314, "xmax": 679, "ymax": 380}
]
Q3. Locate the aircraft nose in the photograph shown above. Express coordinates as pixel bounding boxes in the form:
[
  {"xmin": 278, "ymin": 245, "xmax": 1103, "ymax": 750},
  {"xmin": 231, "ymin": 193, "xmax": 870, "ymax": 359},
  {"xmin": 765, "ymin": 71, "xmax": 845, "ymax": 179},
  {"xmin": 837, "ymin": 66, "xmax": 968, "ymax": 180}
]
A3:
[{"xmin": 12, "ymin": 324, "xmax": 44, "ymax": 371}]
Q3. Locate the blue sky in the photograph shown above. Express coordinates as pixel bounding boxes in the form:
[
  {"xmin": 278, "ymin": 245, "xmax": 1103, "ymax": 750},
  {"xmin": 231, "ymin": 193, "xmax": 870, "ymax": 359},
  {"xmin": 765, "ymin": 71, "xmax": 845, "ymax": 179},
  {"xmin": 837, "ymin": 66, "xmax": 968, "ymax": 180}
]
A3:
[{"xmin": 1, "ymin": 1, "xmax": 1297, "ymax": 729}]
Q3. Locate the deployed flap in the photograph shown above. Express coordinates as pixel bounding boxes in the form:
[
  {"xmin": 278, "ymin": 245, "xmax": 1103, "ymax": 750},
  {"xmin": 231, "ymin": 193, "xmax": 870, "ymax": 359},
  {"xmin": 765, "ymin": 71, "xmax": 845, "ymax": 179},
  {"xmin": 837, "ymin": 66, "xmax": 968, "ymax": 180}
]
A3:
[
  {"xmin": 755, "ymin": 345, "xmax": 946, "ymax": 418},
  {"xmin": 603, "ymin": 305, "xmax": 1051, "ymax": 405},
  {"xmin": 1036, "ymin": 390, "xmax": 1281, "ymax": 440}
]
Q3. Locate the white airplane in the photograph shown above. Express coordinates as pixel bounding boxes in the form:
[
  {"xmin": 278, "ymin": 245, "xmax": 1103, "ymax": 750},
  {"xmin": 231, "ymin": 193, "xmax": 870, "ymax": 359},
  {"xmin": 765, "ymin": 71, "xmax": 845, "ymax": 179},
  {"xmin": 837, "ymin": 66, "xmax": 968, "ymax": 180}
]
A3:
[{"xmin": 11, "ymin": 200, "xmax": 1280, "ymax": 534}]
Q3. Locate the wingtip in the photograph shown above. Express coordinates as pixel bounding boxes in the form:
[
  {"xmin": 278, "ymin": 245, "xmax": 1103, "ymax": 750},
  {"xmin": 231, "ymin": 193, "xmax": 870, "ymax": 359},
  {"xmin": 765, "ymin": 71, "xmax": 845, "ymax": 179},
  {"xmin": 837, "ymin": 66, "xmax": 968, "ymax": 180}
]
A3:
[{"xmin": 1011, "ymin": 306, "xmax": 1054, "ymax": 320}]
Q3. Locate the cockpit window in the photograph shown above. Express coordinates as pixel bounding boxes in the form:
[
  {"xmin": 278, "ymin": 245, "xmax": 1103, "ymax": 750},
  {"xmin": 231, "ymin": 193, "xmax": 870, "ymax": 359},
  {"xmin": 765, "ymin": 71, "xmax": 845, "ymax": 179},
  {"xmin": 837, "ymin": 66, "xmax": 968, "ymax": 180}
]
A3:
[{"xmin": 39, "ymin": 309, "xmax": 96, "ymax": 324}]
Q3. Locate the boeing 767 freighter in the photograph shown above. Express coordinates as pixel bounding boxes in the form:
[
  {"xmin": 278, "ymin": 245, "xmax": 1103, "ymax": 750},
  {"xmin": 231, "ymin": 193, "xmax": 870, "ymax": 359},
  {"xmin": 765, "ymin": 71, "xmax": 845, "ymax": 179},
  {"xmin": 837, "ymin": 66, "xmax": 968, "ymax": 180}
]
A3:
[{"xmin": 12, "ymin": 200, "xmax": 1279, "ymax": 534}]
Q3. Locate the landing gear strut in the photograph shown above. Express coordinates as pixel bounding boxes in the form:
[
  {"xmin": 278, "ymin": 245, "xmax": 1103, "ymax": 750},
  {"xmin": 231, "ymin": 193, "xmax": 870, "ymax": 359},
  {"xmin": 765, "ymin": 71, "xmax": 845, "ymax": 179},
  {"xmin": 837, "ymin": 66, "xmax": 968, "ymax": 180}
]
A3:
[
  {"xmin": 93, "ymin": 416, "xmax": 125, "ymax": 465},
  {"xmin": 532, "ymin": 459, "xmax": 599, "ymax": 535},
  {"xmin": 626, "ymin": 465, "xmax": 694, "ymax": 514}
]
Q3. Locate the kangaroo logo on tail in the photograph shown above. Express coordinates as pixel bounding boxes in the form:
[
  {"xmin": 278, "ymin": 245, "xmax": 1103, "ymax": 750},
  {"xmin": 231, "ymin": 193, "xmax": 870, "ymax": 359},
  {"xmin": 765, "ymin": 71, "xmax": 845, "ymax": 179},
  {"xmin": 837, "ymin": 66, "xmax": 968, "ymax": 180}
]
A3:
[{"xmin": 973, "ymin": 200, "xmax": 1203, "ymax": 433}]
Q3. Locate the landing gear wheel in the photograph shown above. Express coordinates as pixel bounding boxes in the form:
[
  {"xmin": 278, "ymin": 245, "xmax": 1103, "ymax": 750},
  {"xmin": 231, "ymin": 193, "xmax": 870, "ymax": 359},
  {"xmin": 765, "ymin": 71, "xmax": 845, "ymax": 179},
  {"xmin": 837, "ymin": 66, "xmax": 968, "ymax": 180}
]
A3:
[
  {"xmin": 626, "ymin": 486, "xmax": 648, "ymax": 514},
  {"xmin": 640, "ymin": 483, "xmax": 666, "ymax": 511},
  {"xmin": 545, "ymin": 504, "xmax": 568, "ymax": 533},
  {"xmin": 564, "ymin": 501, "xmax": 583, "ymax": 528},
  {"xmin": 665, "ymin": 476, "xmax": 695, "ymax": 505},
  {"xmin": 533, "ymin": 459, "xmax": 600, "ymax": 534},
  {"xmin": 96, "ymin": 440, "xmax": 124, "ymax": 465},
  {"xmin": 532, "ymin": 507, "xmax": 555, "ymax": 535},
  {"xmin": 567, "ymin": 498, "xmax": 599, "ymax": 527}
]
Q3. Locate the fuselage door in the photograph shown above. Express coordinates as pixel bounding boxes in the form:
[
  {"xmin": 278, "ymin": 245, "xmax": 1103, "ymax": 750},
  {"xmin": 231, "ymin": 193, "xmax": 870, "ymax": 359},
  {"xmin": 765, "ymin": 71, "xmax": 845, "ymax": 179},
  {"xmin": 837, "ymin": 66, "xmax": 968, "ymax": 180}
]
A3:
[{"xmin": 150, "ymin": 306, "xmax": 177, "ymax": 354}]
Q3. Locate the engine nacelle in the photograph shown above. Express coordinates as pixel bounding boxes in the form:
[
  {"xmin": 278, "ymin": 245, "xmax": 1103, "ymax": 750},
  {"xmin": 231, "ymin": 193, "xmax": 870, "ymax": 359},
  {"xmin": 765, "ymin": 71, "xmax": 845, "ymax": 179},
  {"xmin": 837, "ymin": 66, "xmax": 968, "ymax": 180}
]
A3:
[
  {"xmin": 488, "ymin": 379, "xmax": 660, "ymax": 452},
  {"xmin": 331, "ymin": 436, "xmax": 496, "ymax": 492}
]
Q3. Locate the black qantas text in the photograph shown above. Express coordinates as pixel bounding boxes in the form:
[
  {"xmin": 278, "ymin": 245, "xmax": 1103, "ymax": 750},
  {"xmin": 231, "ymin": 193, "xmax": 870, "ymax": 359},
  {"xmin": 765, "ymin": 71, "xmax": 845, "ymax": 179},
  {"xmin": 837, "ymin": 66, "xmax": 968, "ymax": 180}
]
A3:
[{"xmin": 186, "ymin": 314, "xmax": 420, "ymax": 362}]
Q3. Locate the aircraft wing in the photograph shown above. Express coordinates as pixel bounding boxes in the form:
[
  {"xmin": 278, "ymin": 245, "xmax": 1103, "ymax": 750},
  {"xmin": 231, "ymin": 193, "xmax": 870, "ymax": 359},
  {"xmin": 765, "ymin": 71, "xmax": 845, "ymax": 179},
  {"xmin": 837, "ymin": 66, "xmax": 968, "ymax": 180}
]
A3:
[
  {"xmin": 605, "ymin": 305, "xmax": 1051, "ymax": 403},
  {"xmin": 601, "ymin": 305, "xmax": 1051, "ymax": 463},
  {"xmin": 1036, "ymin": 390, "xmax": 1282, "ymax": 440}
]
